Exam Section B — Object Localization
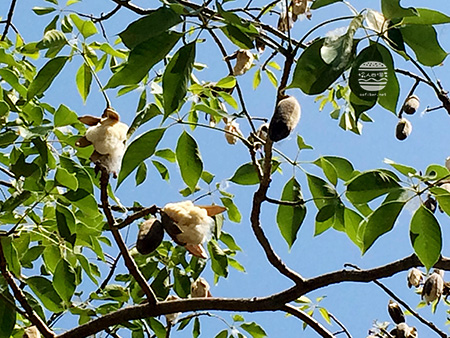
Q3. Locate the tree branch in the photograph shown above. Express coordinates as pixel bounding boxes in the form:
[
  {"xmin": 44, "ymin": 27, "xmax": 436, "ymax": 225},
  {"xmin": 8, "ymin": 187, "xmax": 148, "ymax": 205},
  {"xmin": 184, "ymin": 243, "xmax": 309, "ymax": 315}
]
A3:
[
  {"xmin": 99, "ymin": 170, "xmax": 158, "ymax": 304},
  {"xmin": 0, "ymin": 240, "xmax": 55, "ymax": 338},
  {"xmin": 282, "ymin": 304, "xmax": 335, "ymax": 338}
]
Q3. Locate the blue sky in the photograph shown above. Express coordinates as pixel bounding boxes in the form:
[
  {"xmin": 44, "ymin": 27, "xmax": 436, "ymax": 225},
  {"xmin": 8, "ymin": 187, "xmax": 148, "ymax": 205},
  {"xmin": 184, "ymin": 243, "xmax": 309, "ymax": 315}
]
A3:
[{"xmin": 3, "ymin": 0, "xmax": 450, "ymax": 336}]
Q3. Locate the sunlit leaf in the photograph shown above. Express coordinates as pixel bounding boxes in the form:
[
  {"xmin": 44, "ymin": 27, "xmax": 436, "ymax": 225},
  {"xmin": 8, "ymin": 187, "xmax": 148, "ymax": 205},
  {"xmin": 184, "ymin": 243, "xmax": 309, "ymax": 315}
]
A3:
[
  {"xmin": 27, "ymin": 276, "xmax": 64, "ymax": 312},
  {"xmin": 410, "ymin": 205, "xmax": 442, "ymax": 271}
]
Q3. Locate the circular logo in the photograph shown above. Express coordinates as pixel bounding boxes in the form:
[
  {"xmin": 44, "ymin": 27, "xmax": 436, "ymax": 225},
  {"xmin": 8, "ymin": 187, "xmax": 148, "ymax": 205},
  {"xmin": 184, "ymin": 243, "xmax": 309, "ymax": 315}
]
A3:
[{"xmin": 358, "ymin": 61, "xmax": 388, "ymax": 92}]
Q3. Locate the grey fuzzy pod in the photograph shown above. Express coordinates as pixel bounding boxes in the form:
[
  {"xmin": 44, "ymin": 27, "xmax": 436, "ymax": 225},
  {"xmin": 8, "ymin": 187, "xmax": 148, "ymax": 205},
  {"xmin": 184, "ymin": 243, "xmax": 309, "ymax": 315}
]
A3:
[{"xmin": 268, "ymin": 96, "xmax": 301, "ymax": 142}]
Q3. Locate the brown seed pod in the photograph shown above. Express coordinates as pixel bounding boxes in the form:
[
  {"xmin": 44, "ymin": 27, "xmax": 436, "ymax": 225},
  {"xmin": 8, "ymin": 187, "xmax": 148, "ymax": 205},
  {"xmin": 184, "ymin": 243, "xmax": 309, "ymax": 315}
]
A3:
[
  {"xmin": 422, "ymin": 271, "xmax": 444, "ymax": 304},
  {"xmin": 395, "ymin": 118, "xmax": 412, "ymax": 141},
  {"xmin": 407, "ymin": 267, "xmax": 423, "ymax": 288},
  {"xmin": 403, "ymin": 95, "xmax": 420, "ymax": 115},
  {"xmin": 268, "ymin": 96, "xmax": 301, "ymax": 142},
  {"xmin": 136, "ymin": 218, "xmax": 164, "ymax": 255},
  {"xmin": 388, "ymin": 300, "xmax": 405, "ymax": 324}
]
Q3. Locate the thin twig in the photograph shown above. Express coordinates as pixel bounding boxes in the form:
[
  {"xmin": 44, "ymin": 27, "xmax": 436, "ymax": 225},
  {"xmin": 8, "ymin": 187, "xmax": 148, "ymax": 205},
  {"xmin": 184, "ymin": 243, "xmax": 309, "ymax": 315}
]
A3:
[
  {"xmin": 1, "ymin": 0, "xmax": 17, "ymax": 41},
  {"xmin": 98, "ymin": 253, "xmax": 122, "ymax": 290},
  {"xmin": 344, "ymin": 263, "xmax": 447, "ymax": 338},
  {"xmin": 265, "ymin": 196, "xmax": 304, "ymax": 206},
  {"xmin": 99, "ymin": 170, "xmax": 158, "ymax": 304},
  {"xmin": 282, "ymin": 304, "xmax": 335, "ymax": 338},
  {"xmin": 0, "ymin": 239, "xmax": 55, "ymax": 338},
  {"xmin": 328, "ymin": 312, "xmax": 352, "ymax": 338}
]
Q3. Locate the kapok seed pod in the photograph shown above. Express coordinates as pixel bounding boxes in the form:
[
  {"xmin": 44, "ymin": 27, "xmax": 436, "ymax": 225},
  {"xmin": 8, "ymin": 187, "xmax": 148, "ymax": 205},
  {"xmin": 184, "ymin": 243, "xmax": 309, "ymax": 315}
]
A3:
[
  {"xmin": 160, "ymin": 212, "xmax": 185, "ymax": 246},
  {"xmin": 268, "ymin": 96, "xmax": 301, "ymax": 142},
  {"xmin": 395, "ymin": 118, "xmax": 412, "ymax": 141},
  {"xmin": 388, "ymin": 300, "xmax": 405, "ymax": 324},
  {"xmin": 424, "ymin": 196, "xmax": 437, "ymax": 213},
  {"xmin": 403, "ymin": 95, "xmax": 420, "ymax": 115},
  {"xmin": 136, "ymin": 218, "xmax": 164, "ymax": 255}
]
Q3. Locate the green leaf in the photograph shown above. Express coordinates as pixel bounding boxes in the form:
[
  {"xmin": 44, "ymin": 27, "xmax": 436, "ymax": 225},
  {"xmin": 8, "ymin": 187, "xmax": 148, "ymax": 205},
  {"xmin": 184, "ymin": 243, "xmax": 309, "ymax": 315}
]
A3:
[
  {"xmin": 127, "ymin": 103, "xmax": 162, "ymax": 137},
  {"xmin": 424, "ymin": 164, "xmax": 450, "ymax": 180},
  {"xmin": 215, "ymin": 76, "xmax": 237, "ymax": 89},
  {"xmin": 0, "ymin": 290, "xmax": 16, "ymax": 338},
  {"xmin": 27, "ymin": 276, "xmax": 64, "ymax": 312},
  {"xmin": 220, "ymin": 25, "xmax": 254, "ymax": 49},
  {"xmin": 360, "ymin": 201, "xmax": 405, "ymax": 254},
  {"xmin": 306, "ymin": 174, "xmax": 338, "ymax": 209},
  {"xmin": 310, "ymin": 0, "xmax": 342, "ymax": 10},
  {"xmin": 0, "ymin": 68, "xmax": 27, "ymax": 97},
  {"xmin": 381, "ymin": 0, "xmax": 418, "ymax": 19},
  {"xmin": 314, "ymin": 156, "xmax": 355, "ymax": 181},
  {"xmin": 240, "ymin": 322, "xmax": 267, "ymax": 338},
  {"xmin": 253, "ymin": 68, "xmax": 261, "ymax": 90},
  {"xmin": 349, "ymin": 43, "xmax": 399, "ymax": 116},
  {"xmin": 135, "ymin": 162, "xmax": 147, "ymax": 186},
  {"xmin": 117, "ymin": 128, "xmax": 165, "ymax": 187},
  {"xmin": 400, "ymin": 25, "xmax": 447, "ymax": 67},
  {"xmin": 402, "ymin": 8, "xmax": 450, "ymax": 25},
  {"xmin": 119, "ymin": 7, "xmax": 182, "ymax": 49},
  {"xmin": 384, "ymin": 158, "xmax": 416, "ymax": 176},
  {"xmin": 220, "ymin": 197, "xmax": 241, "ymax": 223},
  {"xmin": 173, "ymin": 268, "xmax": 191, "ymax": 298},
  {"xmin": 289, "ymin": 38, "xmax": 347, "ymax": 95},
  {"xmin": 208, "ymin": 240, "xmax": 228, "ymax": 278},
  {"xmin": 53, "ymin": 259, "xmax": 76, "ymax": 303},
  {"xmin": 76, "ymin": 63, "xmax": 92, "ymax": 103},
  {"xmin": 55, "ymin": 167, "xmax": 78, "ymax": 190},
  {"xmin": 152, "ymin": 160, "xmax": 169, "ymax": 182},
  {"xmin": 343, "ymin": 208, "xmax": 363, "ymax": 248},
  {"xmin": 215, "ymin": 330, "xmax": 228, "ymax": 338},
  {"xmin": 346, "ymin": 170, "xmax": 400, "ymax": 204},
  {"xmin": 265, "ymin": 69, "xmax": 277, "ymax": 88},
  {"xmin": 276, "ymin": 178, "xmax": 306, "ymax": 248},
  {"xmin": 176, "ymin": 131, "xmax": 203, "ymax": 191},
  {"xmin": 297, "ymin": 135, "xmax": 313, "ymax": 150},
  {"xmin": 163, "ymin": 42, "xmax": 196, "ymax": 118},
  {"xmin": 193, "ymin": 317, "xmax": 201, "ymax": 338},
  {"xmin": 54, "ymin": 104, "xmax": 79, "ymax": 127},
  {"xmin": 229, "ymin": 160, "xmax": 280, "ymax": 185},
  {"xmin": 1, "ymin": 238, "xmax": 21, "ymax": 276},
  {"xmin": 33, "ymin": 7, "xmax": 56, "ymax": 15},
  {"xmin": 155, "ymin": 148, "xmax": 176, "ymax": 163},
  {"xmin": 201, "ymin": 170, "xmax": 214, "ymax": 184},
  {"xmin": 314, "ymin": 202, "xmax": 345, "ymax": 235},
  {"xmin": 56, "ymin": 203, "xmax": 76, "ymax": 245},
  {"xmin": 27, "ymin": 56, "xmax": 69, "ymax": 101},
  {"xmin": 410, "ymin": 205, "xmax": 442, "ymax": 271},
  {"xmin": 105, "ymin": 32, "xmax": 181, "ymax": 88},
  {"xmin": 69, "ymin": 14, "xmax": 97, "ymax": 38}
]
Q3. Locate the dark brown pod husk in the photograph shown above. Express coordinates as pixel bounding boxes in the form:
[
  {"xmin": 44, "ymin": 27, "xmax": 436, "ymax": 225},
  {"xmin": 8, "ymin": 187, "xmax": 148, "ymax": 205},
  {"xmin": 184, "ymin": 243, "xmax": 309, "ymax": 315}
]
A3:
[
  {"xmin": 395, "ymin": 118, "xmax": 412, "ymax": 141},
  {"xmin": 161, "ymin": 212, "xmax": 185, "ymax": 246},
  {"xmin": 75, "ymin": 136, "xmax": 92, "ymax": 147},
  {"xmin": 424, "ymin": 196, "xmax": 437, "ymax": 213},
  {"xmin": 388, "ymin": 300, "xmax": 405, "ymax": 324},
  {"xmin": 136, "ymin": 218, "xmax": 164, "ymax": 255},
  {"xmin": 78, "ymin": 115, "xmax": 101, "ymax": 126},
  {"xmin": 403, "ymin": 95, "xmax": 420, "ymax": 115}
]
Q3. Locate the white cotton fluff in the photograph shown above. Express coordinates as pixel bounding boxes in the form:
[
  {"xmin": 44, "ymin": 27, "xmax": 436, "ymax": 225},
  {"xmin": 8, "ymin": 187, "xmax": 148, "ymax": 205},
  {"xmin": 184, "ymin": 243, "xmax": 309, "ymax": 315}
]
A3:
[
  {"xmin": 162, "ymin": 201, "xmax": 213, "ymax": 245},
  {"xmin": 407, "ymin": 268, "xmax": 423, "ymax": 288},
  {"xmin": 233, "ymin": 50, "xmax": 254, "ymax": 76},
  {"xmin": 85, "ymin": 118, "xmax": 128, "ymax": 156}
]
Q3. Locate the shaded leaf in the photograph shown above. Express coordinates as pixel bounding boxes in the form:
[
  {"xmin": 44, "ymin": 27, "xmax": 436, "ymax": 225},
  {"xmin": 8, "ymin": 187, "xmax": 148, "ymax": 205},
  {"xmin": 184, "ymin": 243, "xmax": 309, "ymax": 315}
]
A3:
[
  {"xmin": 128, "ymin": 104, "xmax": 162, "ymax": 137},
  {"xmin": 119, "ymin": 7, "xmax": 182, "ymax": 49},
  {"xmin": 276, "ymin": 178, "xmax": 306, "ymax": 248},
  {"xmin": 229, "ymin": 160, "xmax": 280, "ymax": 185},
  {"xmin": 361, "ymin": 201, "xmax": 405, "ymax": 253},
  {"xmin": 400, "ymin": 24, "xmax": 447, "ymax": 66},
  {"xmin": 0, "ymin": 290, "xmax": 16, "ymax": 338},
  {"xmin": 117, "ymin": 128, "xmax": 166, "ymax": 187},
  {"xmin": 310, "ymin": 0, "xmax": 342, "ymax": 10},
  {"xmin": 346, "ymin": 170, "xmax": 400, "ymax": 204},
  {"xmin": 53, "ymin": 259, "xmax": 76, "ymax": 303},
  {"xmin": 27, "ymin": 276, "xmax": 64, "ymax": 312},
  {"xmin": 106, "ymin": 32, "xmax": 181, "ymax": 88},
  {"xmin": 163, "ymin": 42, "xmax": 196, "ymax": 118},
  {"xmin": 176, "ymin": 131, "xmax": 203, "ymax": 191},
  {"xmin": 27, "ymin": 56, "xmax": 69, "ymax": 101}
]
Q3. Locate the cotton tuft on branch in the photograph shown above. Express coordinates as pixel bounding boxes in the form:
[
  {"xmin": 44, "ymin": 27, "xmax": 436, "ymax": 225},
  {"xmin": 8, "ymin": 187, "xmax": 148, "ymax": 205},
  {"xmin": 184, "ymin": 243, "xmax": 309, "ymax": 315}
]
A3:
[{"xmin": 76, "ymin": 108, "xmax": 128, "ymax": 178}]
